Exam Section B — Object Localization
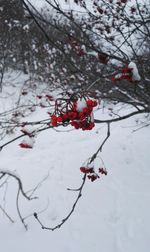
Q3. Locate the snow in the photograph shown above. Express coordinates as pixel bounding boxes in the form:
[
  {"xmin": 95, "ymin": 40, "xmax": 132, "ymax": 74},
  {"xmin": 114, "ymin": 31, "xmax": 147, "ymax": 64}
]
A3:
[
  {"xmin": 19, "ymin": 135, "xmax": 35, "ymax": 148},
  {"xmin": 0, "ymin": 71, "xmax": 150, "ymax": 251},
  {"xmin": 76, "ymin": 98, "xmax": 87, "ymax": 112},
  {"xmin": 0, "ymin": 169, "xmax": 20, "ymax": 178},
  {"xmin": 128, "ymin": 62, "xmax": 141, "ymax": 81},
  {"xmin": 29, "ymin": 0, "xmax": 88, "ymax": 12},
  {"xmin": 25, "ymin": 0, "xmax": 148, "ymax": 63},
  {"xmin": 21, "ymin": 125, "xmax": 37, "ymax": 135}
]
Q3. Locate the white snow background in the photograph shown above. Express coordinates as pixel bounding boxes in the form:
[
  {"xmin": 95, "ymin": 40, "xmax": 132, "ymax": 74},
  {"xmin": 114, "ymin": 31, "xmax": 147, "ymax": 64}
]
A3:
[
  {"xmin": 0, "ymin": 71, "xmax": 150, "ymax": 252},
  {"xmin": 0, "ymin": 1, "xmax": 150, "ymax": 250}
]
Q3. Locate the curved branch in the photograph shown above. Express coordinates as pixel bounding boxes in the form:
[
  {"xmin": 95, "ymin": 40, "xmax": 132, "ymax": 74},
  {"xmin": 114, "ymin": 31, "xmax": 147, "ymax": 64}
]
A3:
[
  {"xmin": 94, "ymin": 109, "xmax": 148, "ymax": 124},
  {"xmin": 0, "ymin": 169, "xmax": 36, "ymax": 201},
  {"xmin": 0, "ymin": 125, "xmax": 52, "ymax": 151},
  {"xmin": 34, "ymin": 174, "xmax": 86, "ymax": 231}
]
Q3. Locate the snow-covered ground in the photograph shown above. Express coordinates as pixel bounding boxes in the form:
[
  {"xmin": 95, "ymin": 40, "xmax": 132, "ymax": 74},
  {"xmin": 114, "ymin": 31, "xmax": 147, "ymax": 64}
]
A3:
[{"xmin": 0, "ymin": 71, "xmax": 150, "ymax": 252}]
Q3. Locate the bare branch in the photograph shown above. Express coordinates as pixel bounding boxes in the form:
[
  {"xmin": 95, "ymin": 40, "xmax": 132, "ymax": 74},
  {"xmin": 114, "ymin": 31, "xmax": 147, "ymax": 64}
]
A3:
[
  {"xmin": 34, "ymin": 174, "xmax": 86, "ymax": 231},
  {"xmin": 0, "ymin": 204, "xmax": 15, "ymax": 223},
  {"xmin": 90, "ymin": 122, "xmax": 110, "ymax": 164},
  {"xmin": 94, "ymin": 109, "xmax": 147, "ymax": 124}
]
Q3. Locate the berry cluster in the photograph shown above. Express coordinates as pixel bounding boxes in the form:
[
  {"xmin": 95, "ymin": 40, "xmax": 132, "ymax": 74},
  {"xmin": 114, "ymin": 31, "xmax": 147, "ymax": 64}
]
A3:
[
  {"xmin": 80, "ymin": 166, "xmax": 107, "ymax": 182},
  {"xmin": 19, "ymin": 142, "xmax": 33, "ymax": 149},
  {"xmin": 50, "ymin": 98, "xmax": 97, "ymax": 130},
  {"xmin": 112, "ymin": 67, "xmax": 133, "ymax": 82}
]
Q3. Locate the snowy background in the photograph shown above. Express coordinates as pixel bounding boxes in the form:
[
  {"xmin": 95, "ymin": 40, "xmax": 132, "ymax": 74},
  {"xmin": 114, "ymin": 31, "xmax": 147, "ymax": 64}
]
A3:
[{"xmin": 0, "ymin": 71, "xmax": 150, "ymax": 252}]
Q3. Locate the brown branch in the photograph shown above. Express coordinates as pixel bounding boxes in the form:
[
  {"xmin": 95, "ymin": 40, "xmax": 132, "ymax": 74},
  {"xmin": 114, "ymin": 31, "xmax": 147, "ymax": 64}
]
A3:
[
  {"xmin": 0, "ymin": 170, "xmax": 36, "ymax": 201},
  {"xmin": 0, "ymin": 173, "xmax": 5, "ymax": 180},
  {"xmin": 33, "ymin": 121, "xmax": 111, "ymax": 231},
  {"xmin": 34, "ymin": 174, "xmax": 86, "ymax": 231},
  {"xmin": 94, "ymin": 109, "xmax": 148, "ymax": 124},
  {"xmin": 90, "ymin": 122, "xmax": 110, "ymax": 164},
  {"xmin": 0, "ymin": 169, "xmax": 38, "ymax": 229},
  {"xmin": 0, "ymin": 125, "xmax": 52, "ymax": 151},
  {"xmin": 23, "ymin": 199, "xmax": 50, "ymax": 222}
]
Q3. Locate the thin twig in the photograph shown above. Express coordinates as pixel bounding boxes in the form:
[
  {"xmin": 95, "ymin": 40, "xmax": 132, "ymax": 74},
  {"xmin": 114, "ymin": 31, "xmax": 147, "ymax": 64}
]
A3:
[
  {"xmin": 16, "ymin": 188, "xmax": 28, "ymax": 230},
  {"xmin": 90, "ymin": 122, "xmax": 110, "ymax": 164},
  {"xmin": 26, "ymin": 173, "xmax": 49, "ymax": 198},
  {"xmin": 0, "ymin": 204, "xmax": 15, "ymax": 223},
  {"xmin": 34, "ymin": 174, "xmax": 86, "ymax": 231}
]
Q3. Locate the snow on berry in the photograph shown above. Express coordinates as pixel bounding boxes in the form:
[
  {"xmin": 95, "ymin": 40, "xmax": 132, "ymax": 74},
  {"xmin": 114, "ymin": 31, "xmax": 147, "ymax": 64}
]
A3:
[
  {"xmin": 128, "ymin": 62, "xmax": 141, "ymax": 81},
  {"xmin": 19, "ymin": 136, "xmax": 35, "ymax": 149},
  {"xmin": 21, "ymin": 125, "xmax": 36, "ymax": 136},
  {"xmin": 112, "ymin": 62, "xmax": 141, "ymax": 82},
  {"xmin": 76, "ymin": 98, "xmax": 87, "ymax": 112},
  {"xmin": 112, "ymin": 68, "xmax": 132, "ymax": 82}
]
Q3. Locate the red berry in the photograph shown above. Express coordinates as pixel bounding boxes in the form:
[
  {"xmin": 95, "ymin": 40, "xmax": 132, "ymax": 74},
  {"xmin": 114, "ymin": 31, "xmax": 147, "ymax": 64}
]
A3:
[
  {"xmin": 87, "ymin": 174, "xmax": 99, "ymax": 182},
  {"xmin": 86, "ymin": 99, "xmax": 97, "ymax": 108},
  {"xmin": 80, "ymin": 167, "xmax": 94, "ymax": 174},
  {"xmin": 57, "ymin": 116, "xmax": 63, "ymax": 123},
  {"xmin": 51, "ymin": 115, "xmax": 58, "ymax": 126},
  {"xmin": 68, "ymin": 111, "xmax": 78, "ymax": 120},
  {"xmin": 86, "ymin": 99, "xmax": 93, "ymax": 107},
  {"xmin": 79, "ymin": 112, "xmax": 85, "ymax": 120},
  {"xmin": 88, "ymin": 122, "xmax": 95, "ymax": 130},
  {"xmin": 72, "ymin": 102, "xmax": 77, "ymax": 112},
  {"xmin": 83, "ymin": 107, "xmax": 91, "ymax": 116},
  {"xmin": 19, "ymin": 143, "xmax": 32, "ymax": 149},
  {"xmin": 62, "ymin": 113, "xmax": 69, "ymax": 121},
  {"xmin": 71, "ymin": 121, "xmax": 80, "ymax": 129},
  {"xmin": 93, "ymin": 100, "xmax": 98, "ymax": 107},
  {"xmin": 99, "ymin": 168, "xmax": 108, "ymax": 175}
]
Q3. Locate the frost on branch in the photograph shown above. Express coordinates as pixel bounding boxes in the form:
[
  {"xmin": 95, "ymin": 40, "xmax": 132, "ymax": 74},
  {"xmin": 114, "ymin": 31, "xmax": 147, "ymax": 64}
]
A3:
[{"xmin": 21, "ymin": 125, "xmax": 36, "ymax": 137}]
